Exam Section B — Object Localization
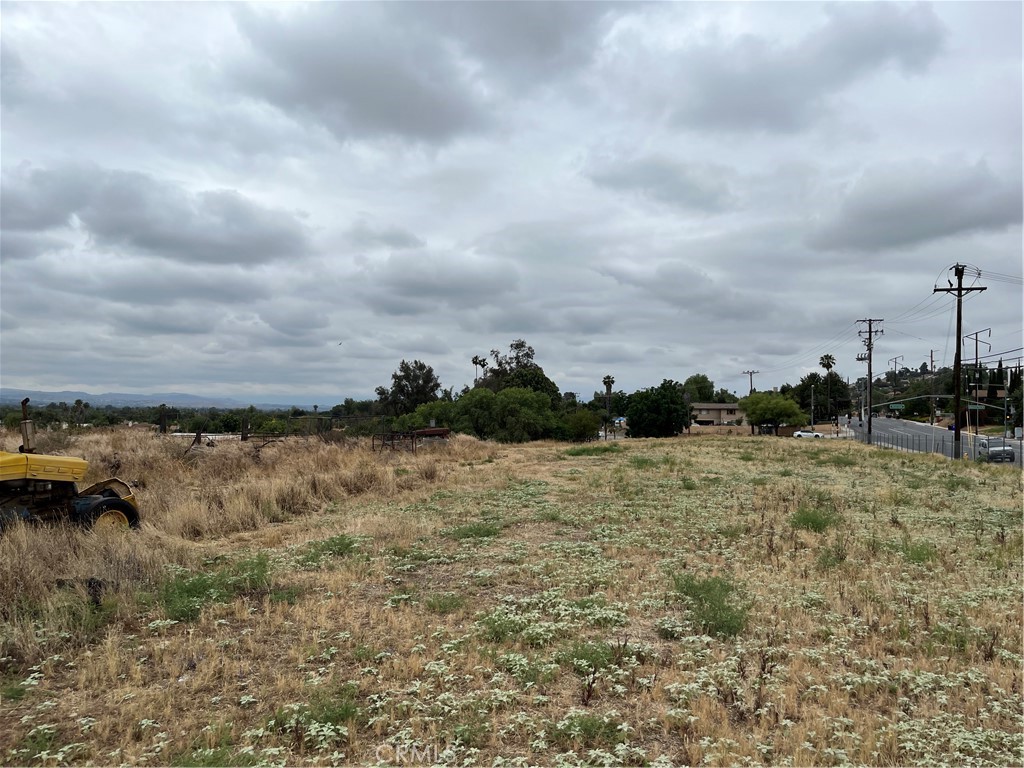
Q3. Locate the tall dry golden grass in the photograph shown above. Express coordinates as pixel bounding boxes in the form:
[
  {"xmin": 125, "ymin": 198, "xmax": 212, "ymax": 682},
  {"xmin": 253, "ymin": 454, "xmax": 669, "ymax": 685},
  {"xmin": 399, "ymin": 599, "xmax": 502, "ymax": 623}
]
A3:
[{"xmin": 0, "ymin": 429, "xmax": 497, "ymax": 666}]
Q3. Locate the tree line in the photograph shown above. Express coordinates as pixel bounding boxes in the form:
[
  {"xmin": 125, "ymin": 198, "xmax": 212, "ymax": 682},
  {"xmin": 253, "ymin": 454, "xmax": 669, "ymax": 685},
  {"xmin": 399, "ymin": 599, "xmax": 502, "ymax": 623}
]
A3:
[{"xmin": 5, "ymin": 343, "xmax": 1020, "ymax": 442}]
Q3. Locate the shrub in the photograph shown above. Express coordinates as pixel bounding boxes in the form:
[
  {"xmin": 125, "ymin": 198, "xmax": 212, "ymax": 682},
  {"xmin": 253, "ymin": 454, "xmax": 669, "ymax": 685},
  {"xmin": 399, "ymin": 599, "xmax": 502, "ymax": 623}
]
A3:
[{"xmin": 562, "ymin": 409, "xmax": 602, "ymax": 442}]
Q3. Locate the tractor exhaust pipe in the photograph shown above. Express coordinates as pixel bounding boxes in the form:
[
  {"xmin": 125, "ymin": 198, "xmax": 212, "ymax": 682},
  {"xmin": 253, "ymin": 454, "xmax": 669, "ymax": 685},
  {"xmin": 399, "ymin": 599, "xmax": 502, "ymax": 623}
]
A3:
[{"xmin": 20, "ymin": 398, "xmax": 36, "ymax": 454}]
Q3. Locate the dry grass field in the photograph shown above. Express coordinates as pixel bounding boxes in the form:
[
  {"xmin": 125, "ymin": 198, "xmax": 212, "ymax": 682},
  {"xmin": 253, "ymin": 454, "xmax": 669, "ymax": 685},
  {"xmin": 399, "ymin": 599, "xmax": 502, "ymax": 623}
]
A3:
[{"xmin": 0, "ymin": 429, "xmax": 1021, "ymax": 767}]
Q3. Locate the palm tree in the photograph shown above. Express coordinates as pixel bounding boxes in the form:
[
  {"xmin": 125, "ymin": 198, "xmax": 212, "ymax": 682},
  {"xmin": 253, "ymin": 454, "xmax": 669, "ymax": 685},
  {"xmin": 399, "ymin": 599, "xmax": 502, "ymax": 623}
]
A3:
[
  {"xmin": 602, "ymin": 375, "xmax": 615, "ymax": 437},
  {"xmin": 819, "ymin": 354, "xmax": 835, "ymax": 421},
  {"xmin": 471, "ymin": 355, "xmax": 488, "ymax": 384}
]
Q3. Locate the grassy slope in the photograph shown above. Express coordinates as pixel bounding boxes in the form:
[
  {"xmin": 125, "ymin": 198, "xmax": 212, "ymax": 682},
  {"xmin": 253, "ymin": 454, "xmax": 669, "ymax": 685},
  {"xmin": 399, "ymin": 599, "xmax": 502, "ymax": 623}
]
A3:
[{"xmin": 1, "ymin": 431, "xmax": 1021, "ymax": 766}]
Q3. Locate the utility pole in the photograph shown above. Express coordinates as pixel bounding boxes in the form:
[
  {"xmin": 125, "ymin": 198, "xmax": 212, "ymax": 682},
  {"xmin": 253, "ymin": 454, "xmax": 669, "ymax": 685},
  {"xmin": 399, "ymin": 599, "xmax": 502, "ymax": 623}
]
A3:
[
  {"xmin": 963, "ymin": 329, "xmax": 991, "ymax": 436},
  {"xmin": 889, "ymin": 355, "xmax": 904, "ymax": 402},
  {"xmin": 857, "ymin": 319, "xmax": 883, "ymax": 444},
  {"xmin": 934, "ymin": 264, "xmax": 986, "ymax": 459},
  {"xmin": 929, "ymin": 349, "xmax": 938, "ymax": 426},
  {"xmin": 741, "ymin": 370, "xmax": 759, "ymax": 435},
  {"xmin": 741, "ymin": 370, "xmax": 759, "ymax": 395},
  {"xmin": 811, "ymin": 384, "xmax": 815, "ymax": 428}
]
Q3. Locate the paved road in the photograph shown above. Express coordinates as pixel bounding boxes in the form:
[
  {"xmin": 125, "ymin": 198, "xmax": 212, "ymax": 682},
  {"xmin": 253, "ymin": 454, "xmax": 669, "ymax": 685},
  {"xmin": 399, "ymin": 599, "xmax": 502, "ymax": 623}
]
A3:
[{"xmin": 849, "ymin": 416, "xmax": 1022, "ymax": 467}]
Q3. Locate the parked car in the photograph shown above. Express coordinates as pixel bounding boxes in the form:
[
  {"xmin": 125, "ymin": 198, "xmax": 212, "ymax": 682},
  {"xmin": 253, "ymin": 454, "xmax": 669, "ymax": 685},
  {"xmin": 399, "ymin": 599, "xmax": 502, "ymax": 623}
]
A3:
[
  {"xmin": 793, "ymin": 429, "xmax": 823, "ymax": 438},
  {"xmin": 977, "ymin": 438, "xmax": 1016, "ymax": 463}
]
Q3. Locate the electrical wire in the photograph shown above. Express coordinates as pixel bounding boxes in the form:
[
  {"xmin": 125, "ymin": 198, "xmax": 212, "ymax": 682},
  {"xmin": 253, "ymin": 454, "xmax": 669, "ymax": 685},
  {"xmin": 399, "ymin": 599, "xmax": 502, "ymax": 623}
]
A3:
[
  {"xmin": 976, "ymin": 347, "xmax": 1024, "ymax": 361},
  {"xmin": 755, "ymin": 323, "xmax": 862, "ymax": 374},
  {"xmin": 963, "ymin": 263, "xmax": 1024, "ymax": 285},
  {"xmin": 887, "ymin": 289, "xmax": 947, "ymax": 324}
]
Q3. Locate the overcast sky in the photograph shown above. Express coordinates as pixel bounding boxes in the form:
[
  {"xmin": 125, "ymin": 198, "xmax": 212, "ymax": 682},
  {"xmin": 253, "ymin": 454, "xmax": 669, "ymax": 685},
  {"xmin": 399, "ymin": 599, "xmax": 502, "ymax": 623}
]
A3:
[{"xmin": 2, "ymin": 2, "xmax": 1021, "ymax": 405}]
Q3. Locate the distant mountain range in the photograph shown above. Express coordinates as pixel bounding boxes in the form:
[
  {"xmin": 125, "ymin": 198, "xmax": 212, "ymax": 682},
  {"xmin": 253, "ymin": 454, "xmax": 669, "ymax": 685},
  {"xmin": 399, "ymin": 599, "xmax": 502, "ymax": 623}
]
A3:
[{"xmin": 0, "ymin": 388, "xmax": 333, "ymax": 410}]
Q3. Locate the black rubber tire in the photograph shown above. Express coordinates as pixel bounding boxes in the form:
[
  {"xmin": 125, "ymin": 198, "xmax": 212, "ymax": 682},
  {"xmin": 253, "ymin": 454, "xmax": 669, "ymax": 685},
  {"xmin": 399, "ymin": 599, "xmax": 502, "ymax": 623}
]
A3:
[{"xmin": 81, "ymin": 498, "xmax": 140, "ymax": 530}]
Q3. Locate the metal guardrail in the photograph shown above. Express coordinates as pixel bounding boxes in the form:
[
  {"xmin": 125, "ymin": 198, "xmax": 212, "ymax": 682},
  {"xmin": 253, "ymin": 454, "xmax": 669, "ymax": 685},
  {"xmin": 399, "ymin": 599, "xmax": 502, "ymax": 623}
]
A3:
[
  {"xmin": 854, "ymin": 430, "xmax": 1022, "ymax": 464},
  {"xmin": 855, "ymin": 430, "xmax": 958, "ymax": 459}
]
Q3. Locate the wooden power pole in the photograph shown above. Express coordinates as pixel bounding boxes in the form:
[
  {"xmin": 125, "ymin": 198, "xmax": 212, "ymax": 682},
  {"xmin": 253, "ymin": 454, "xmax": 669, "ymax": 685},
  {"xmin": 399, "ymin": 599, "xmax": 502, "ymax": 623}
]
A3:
[{"xmin": 933, "ymin": 264, "xmax": 986, "ymax": 459}]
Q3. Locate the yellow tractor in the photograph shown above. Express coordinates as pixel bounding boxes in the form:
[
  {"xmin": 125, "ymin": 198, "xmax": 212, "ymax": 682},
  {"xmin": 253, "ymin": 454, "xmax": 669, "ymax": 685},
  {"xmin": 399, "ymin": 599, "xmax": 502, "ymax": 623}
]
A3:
[{"xmin": 0, "ymin": 399, "xmax": 140, "ymax": 530}]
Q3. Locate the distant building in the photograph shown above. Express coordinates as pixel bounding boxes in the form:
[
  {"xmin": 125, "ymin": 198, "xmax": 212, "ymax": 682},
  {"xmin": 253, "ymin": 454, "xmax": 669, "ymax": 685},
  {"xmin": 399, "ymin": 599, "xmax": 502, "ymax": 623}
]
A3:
[{"xmin": 691, "ymin": 403, "xmax": 745, "ymax": 426}]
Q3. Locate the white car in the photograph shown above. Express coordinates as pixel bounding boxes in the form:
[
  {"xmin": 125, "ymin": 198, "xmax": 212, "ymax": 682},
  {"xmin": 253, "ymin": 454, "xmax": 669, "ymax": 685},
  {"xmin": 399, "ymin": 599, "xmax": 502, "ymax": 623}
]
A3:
[{"xmin": 793, "ymin": 429, "xmax": 823, "ymax": 438}]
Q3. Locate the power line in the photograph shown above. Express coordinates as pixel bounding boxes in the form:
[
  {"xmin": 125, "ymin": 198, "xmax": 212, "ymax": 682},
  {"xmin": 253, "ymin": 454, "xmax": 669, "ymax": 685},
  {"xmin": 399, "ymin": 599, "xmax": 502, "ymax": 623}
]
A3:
[
  {"xmin": 963, "ymin": 264, "xmax": 1023, "ymax": 285},
  {"xmin": 756, "ymin": 324, "xmax": 861, "ymax": 374},
  {"xmin": 976, "ymin": 347, "xmax": 1024, "ymax": 362},
  {"xmin": 889, "ymin": 291, "xmax": 984, "ymax": 325}
]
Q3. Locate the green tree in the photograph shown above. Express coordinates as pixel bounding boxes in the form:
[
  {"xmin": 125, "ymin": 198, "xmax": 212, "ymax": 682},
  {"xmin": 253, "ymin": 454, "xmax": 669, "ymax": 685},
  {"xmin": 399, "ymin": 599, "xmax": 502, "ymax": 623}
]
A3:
[
  {"xmin": 790, "ymin": 372, "xmax": 823, "ymax": 414},
  {"xmin": 562, "ymin": 409, "xmax": 601, "ymax": 442},
  {"xmin": 453, "ymin": 387, "xmax": 497, "ymax": 439},
  {"xmin": 376, "ymin": 359, "xmax": 442, "ymax": 416},
  {"xmin": 589, "ymin": 389, "xmax": 629, "ymax": 418},
  {"xmin": 478, "ymin": 339, "xmax": 561, "ymax": 406},
  {"xmin": 505, "ymin": 365, "xmax": 560, "ymax": 406},
  {"xmin": 491, "ymin": 388, "xmax": 556, "ymax": 442},
  {"xmin": 626, "ymin": 380, "xmax": 690, "ymax": 438},
  {"xmin": 682, "ymin": 373, "xmax": 715, "ymax": 403},
  {"xmin": 394, "ymin": 399, "xmax": 459, "ymax": 432},
  {"xmin": 738, "ymin": 392, "xmax": 805, "ymax": 434},
  {"xmin": 712, "ymin": 388, "xmax": 739, "ymax": 404},
  {"xmin": 1008, "ymin": 369, "xmax": 1023, "ymax": 429}
]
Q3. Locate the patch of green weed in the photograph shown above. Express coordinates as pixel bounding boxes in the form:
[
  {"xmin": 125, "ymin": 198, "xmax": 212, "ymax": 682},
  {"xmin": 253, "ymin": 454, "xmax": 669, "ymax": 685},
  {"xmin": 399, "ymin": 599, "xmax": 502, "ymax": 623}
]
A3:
[
  {"xmin": 158, "ymin": 553, "xmax": 272, "ymax": 622},
  {"xmin": 425, "ymin": 593, "xmax": 466, "ymax": 614},
  {"xmin": 551, "ymin": 711, "xmax": 626, "ymax": 750},
  {"xmin": 791, "ymin": 504, "xmax": 841, "ymax": 533},
  {"xmin": 296, "ymin": 534, "xmax": 358, "ymax": 569},
  {"xmin": 564, "ymin": 444, "xmax": 623, "ymax": 457},
  {"xmin": 671, "ymin": 573, "xmax": 749, "ymax": 638},
  {"xmin": 900, "ymin": 539, "xmax": 938, "ymax": 565},
  {"xmin": 945, "ymin": 475, "xmax": 973, "ymax": 492},
  {"xmin": 817, "ymin": 534, "xmax": 849, "ymax": 569},
  {"xmin": 1, "ymin": 683, "xmax": 27, "ymax": 703}
]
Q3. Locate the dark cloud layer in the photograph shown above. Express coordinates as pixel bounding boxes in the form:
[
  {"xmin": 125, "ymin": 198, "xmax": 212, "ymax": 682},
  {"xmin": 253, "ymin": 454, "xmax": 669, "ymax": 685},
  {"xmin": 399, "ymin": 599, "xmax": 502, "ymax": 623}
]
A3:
[
  {"xmin": 606, "ymin": 2, "xmax": 947, "ymax": 134},
  {"xmin": 2, "ymin": 165, "xmax": 311, "ymax": 265},
  {"xmin": 231, "ymin": 5, "xmax": 489, "ymax": 144}
]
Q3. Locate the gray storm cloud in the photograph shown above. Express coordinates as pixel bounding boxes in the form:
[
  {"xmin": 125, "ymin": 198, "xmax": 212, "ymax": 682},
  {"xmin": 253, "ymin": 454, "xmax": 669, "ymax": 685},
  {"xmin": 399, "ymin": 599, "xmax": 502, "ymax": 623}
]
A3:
[
  {"xmin": 808, "ymin": 159, "xmax": 1023, "ymax": 252},
  {"xmin": 0, "ymin": 2, "xmax": 1019, "ymax": 400}
]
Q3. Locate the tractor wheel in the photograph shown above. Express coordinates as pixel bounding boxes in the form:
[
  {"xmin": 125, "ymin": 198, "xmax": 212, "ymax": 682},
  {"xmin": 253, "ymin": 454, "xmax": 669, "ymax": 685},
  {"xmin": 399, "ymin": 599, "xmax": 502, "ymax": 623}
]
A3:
[{"xmin": 82, "ymin": 498, "xmax": 140, "ymax": 530}]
